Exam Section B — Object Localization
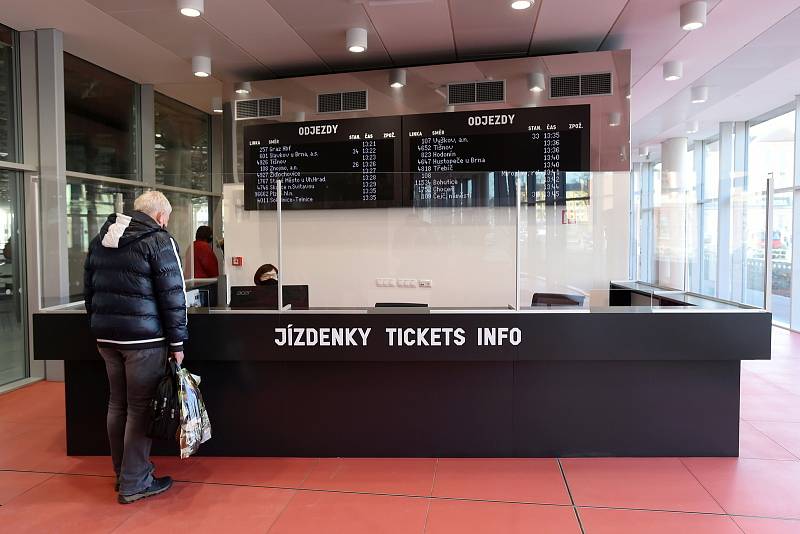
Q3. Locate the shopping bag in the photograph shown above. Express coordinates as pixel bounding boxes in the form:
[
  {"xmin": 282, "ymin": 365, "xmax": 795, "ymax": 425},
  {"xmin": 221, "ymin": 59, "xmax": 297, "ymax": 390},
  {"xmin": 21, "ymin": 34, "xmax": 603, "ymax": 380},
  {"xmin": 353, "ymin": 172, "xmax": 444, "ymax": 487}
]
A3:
[
  {"xmin": 176, "ymin": 364, "xmax": 212, "ymax": 458},
  {"xmin": 146, "ymin": 359, "xmax": 180, "ymax": 441}
]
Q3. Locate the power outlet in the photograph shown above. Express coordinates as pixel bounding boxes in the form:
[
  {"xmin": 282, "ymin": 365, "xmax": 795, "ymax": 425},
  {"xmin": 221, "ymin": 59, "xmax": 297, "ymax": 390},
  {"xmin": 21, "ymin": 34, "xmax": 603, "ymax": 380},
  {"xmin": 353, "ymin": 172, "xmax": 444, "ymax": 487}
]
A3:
[
  {"xmin": 397, "ymin": 278, "xmax": 418, "ymax": 288},
  {"xmin": 419, "ymin": 279, "xmax": 432, "ymax": 288},
  {"xmin": 376, "ymin": 278, "xmax": 397, "ymax": 287}
]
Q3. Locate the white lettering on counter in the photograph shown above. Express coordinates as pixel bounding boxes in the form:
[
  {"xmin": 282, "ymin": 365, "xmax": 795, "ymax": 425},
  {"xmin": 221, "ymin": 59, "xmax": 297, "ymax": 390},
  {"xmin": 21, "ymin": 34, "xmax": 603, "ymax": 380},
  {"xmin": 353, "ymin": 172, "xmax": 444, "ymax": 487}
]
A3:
[
  {"xmin": 297, "ymin": 124, "xmax": 339, "ymax": 136},
  {"xmin": 467, "ymin": 114, "xmax": 515, "ymax": 127},
  {"xmin": 477, "ymin": 327, "xmax": 522, "ymax": 346},
  {"xmin": 274, "ymin": 325, "xmax": 371, "ymax": 346},
  {"xmin": 385, "ymin": 328, "xmax": 466, "ymax": 347}
]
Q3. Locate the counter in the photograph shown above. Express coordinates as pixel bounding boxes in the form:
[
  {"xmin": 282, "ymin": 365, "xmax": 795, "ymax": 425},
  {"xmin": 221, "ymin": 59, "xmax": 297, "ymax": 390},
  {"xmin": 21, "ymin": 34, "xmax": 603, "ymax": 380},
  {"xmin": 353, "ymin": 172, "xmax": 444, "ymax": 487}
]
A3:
[{"xmin": 34, "ymin": 293, "xmax": 772, "ymax": 457}]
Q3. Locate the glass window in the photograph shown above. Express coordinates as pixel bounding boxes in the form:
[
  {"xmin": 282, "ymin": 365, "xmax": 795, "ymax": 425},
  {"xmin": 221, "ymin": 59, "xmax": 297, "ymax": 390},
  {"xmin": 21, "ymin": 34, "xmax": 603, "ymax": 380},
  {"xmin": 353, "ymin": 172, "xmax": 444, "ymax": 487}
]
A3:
[
  {"xmin": 154, "ymin": 93, "xmax": 210, "ymax": 191},
  {"xmin": 701, "ymin": 200, "xmax": 718, "ymax": 296},
  {"xmin": 703, "ymin": 140, "xmax": 719, "ymax": 200},
  {"xmin": 772, "ymin": 191, "xmax": 792, "ymax": 325},
  {"xmin": 64, "ymin": 178, "xmax": 141, "ymax": 303},
  {"xmin": 0, "ymin": 24, "xmax": 17, "ymax": 163},
  {"xmin": 0, "ymin": 170, "xmax": 27, "ymax": 385},
  {"xmin": 749, "ymin": 111, "xmax": 796, "ymax": 191},
  {"xmin": 64, "ymin": 53, "xmax": 138, "ymax": 178}
]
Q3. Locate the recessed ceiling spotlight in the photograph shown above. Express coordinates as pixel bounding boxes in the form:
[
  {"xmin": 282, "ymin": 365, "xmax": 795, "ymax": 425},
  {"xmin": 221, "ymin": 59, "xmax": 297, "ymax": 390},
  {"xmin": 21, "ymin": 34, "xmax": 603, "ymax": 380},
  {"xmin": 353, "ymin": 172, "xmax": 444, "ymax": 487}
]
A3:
[
  {"xmin": 686, "ymin": 120, "xmax": 699, "ymax": 134},
  {"xmin": 346, "ymin": 27, "xmax": 368, "ymax": 53},
  {"xmin": 680, "ymin": 1, "xmax": 707, "ymax": 31},
  {"xmin": 178, "ymin": 0, "xmax": 203, "ymax": 17},
  {"xmin": 192, "ymin": 56, "xmax": 211, "ymax": 77},
  {"xmin": 212, "ymin": 96, "xmax": 223, "ymax": 113},
  {"xmin": 690, "ymin": 85, "xmax": 709, "ymax": 104},
  {"xmin": 389, "ymin": 68, "xmax": 406, "ymax": 88},
  {"xmin": 511, "ymin": 1, "xmax": 533, "ymax": 10},
  {"xmin": 155, "ymin": 133, "xmax": 162, "ymax": 138},
  {"xmin": 609, "ymin": 112, "xmax": 622, "ymax": 127},
  {"xmin": 626, "ymin": 93, "xmax": 631, "ymax": 100},
  {"xmin": 293, "ymin": 111, "xmax": 306, "ymax": 122},
  {"xmin": 663, "ymin": 60, "xmax": 683, "ymax": 81},
  {"xmin": 234, "ymin": 81, "xmax": 251, "ymax": 95},
  {"xmin": 527, "ymin": 72, "xmax": 545, "ymax": 93}
]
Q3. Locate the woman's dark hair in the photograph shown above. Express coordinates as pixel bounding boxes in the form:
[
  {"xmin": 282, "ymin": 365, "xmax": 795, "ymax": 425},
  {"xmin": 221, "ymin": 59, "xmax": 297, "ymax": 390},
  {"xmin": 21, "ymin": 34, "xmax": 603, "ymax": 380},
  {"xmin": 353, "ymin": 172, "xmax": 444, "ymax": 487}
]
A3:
[
  {"xmin": 253, "ymin": 263, "xmax": 279, "ymax": 286},
  {"xmin": 195, "ymin": 225, "xmax": 213, "ymax": 242}
]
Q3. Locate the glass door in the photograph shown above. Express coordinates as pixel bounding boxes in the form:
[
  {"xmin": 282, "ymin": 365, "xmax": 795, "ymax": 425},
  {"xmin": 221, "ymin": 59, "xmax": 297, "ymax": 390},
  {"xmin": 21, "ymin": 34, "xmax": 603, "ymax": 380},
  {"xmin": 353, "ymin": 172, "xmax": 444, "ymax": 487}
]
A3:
[{"xmin": 0, "ymin": 170, "xmax": 26, "ymax": 386}]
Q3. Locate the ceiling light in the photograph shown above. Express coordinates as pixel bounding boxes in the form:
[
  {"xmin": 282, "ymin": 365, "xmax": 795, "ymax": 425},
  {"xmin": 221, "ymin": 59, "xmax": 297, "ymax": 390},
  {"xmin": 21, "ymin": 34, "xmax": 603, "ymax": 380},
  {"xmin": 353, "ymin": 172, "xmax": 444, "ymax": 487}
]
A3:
[
  {"xmin": 527, "ymin": 72, "xmax": 545, "ymax": 93},
  {"xmin": 389, "ymin": 68, "xmax": 406, "ymax": 88},
  {"xmin": 609, "ymin": 112, "xmax": 622, "ymax": 127},
  {"xmin": 639, "ymin": 146, "xmax": 650, "ymax": 158},
  {"xmin": 293, "ymin": 111, "xmax": 306, "ymax": 122},
  {"xmin": 626, "ymin": 93, "xmax": 631, "ymax": 100},
  {"xmin": 192, "ymin": 56, "xmax": 211, "ymax": 77},
  {"xmin": 212, "ymin": 96, "xmax": 223, "ymax": 113},
  {"xmin": 690, "ymin": 85, "xmax": 709, "ymax": 104},
  {"xmin": 234, "ymin": 81, "xmax": 251, "ymax": 95},
  {"xmin": 155, "ymin": 133, "xmax": 162, "ymax": 138},
  {"xmin": 680, "ymin": 1, "xmax": 707, "ymax": 31},
  {"xmin": 178, "ymin": 0, "xmax": 203, "ymax": 17},
  {"xmin": 346, "ymin": 27, "xmax": 368, "ymax": 53},
  {"xmin": 663, "ymin": 60, "xmax": 683, "ymax": 81},
  {"xmin": 686, "ymin": 120, "xmax": 699, "ymax": 134},
  {"xmin": 511, "ymin": 1, "xmax": 533, "ymax": 9}
]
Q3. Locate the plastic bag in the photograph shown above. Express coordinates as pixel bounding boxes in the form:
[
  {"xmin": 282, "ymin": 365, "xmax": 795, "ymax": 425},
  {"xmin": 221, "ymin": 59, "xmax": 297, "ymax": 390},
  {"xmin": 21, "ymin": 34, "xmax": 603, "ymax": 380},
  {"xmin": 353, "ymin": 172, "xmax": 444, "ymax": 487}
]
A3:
[{"xmin": 177, "ymin": 364, "xmax": 212, "ymax": 458}]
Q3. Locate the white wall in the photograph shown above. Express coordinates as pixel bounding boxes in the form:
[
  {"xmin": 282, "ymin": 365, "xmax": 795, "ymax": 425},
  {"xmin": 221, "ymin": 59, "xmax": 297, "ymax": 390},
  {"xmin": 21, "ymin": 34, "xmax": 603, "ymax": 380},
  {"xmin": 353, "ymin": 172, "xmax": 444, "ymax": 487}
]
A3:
[{"xmin": 223, "ymin": 172, "xmax": 629, "ymax": 308}]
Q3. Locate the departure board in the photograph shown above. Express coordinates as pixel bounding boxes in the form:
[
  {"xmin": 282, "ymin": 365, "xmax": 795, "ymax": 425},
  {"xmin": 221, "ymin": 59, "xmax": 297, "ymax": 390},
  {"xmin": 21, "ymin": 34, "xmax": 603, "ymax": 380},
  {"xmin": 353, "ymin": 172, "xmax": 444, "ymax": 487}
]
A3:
[
  {"xmin": 402, "ymin": 105, "xmax": 590, "ymax": 207},
  {"xmin": 243, "ymin": 117, "xmax": 402, "ymax": 210}
]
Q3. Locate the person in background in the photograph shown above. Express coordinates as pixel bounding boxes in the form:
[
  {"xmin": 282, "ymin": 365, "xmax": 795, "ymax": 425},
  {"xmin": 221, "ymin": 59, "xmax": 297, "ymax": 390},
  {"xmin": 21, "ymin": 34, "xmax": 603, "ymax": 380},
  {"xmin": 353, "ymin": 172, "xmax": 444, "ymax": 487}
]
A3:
[
  {"xmin": 254, "ymin": 263, "xmax": 278, "ymax": 286},
  {"xmin": 190, "ymin": 225, "xmax": 219, "ymax": 279},
  {"xmin": 84, "ymin": 190, "xmax": 187, "ymax": 505}
]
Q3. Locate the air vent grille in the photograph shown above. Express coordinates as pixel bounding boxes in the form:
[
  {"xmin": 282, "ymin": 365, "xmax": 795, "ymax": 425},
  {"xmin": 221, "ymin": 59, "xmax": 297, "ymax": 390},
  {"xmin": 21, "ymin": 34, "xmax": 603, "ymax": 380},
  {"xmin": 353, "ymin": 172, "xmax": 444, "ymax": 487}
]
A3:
[
  {"xmin": 580, "ymin": 73, "xmax": 612, "ymax": 96},
  {"xmin": 235, "ymin": 97, "xmax": 282, "ymax": 120},
  {"xmin": 550, "ymin": 75, "xmax": 580, "ymax": 98},
  {"xmin": 550, "ymin": 72, "xmax": 613, "ymax": 98},
  {"xmin": 317, "ymin": 90, "xmax": 368, "ymax": 113},
  {"xmin": 448, "ymin": 80, "xmax": 505, "ymax": 105}
]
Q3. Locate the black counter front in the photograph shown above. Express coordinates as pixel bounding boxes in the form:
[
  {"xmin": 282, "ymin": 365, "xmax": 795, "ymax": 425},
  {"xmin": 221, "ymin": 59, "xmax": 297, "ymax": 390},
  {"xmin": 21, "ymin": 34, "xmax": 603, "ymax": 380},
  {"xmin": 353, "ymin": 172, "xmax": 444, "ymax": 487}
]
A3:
[{"xmin": 34, "ymin": 304, "xmax": 772, "ymax": 457}]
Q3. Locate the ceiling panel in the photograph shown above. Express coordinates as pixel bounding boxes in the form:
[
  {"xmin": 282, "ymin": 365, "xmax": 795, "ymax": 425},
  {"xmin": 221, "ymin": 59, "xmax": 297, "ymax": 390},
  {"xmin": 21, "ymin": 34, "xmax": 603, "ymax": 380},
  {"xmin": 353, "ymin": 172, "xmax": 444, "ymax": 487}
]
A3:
[
  {"xmin": 529, "ymin": 0, "xmax": 627, "ymax": 55},
  {"xmin": 266, "ymin": 0, "xmax": 393, "ymax": 71},
  {"xmin": 630, "ymin": 0, "xmax": 800, "ymax": 124},
  {"xmin": 363, "ymin": 0, "xmax": 456, "ymax": 64},
  {"xmin": 203, "ymin": 0, "xmax": 328, "ymax": 76},
  {"xmin": 86, "ymin": 3, "xmax": 272, "ymax": 81},
  {"xmin": 602, "ymin": 0, "xmax": 723, "ymax": 83},
  {"xmin": 448, "ymin": 0, "xmax": 540, "ymax": 59}
]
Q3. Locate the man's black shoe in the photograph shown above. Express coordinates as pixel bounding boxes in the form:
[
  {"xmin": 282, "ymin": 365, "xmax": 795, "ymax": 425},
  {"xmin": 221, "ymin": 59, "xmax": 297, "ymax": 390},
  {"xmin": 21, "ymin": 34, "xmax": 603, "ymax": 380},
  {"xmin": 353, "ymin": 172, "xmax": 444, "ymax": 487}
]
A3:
[{"xmin": 118, "ymin": 476, "xmax": 173, "ymax": 504}]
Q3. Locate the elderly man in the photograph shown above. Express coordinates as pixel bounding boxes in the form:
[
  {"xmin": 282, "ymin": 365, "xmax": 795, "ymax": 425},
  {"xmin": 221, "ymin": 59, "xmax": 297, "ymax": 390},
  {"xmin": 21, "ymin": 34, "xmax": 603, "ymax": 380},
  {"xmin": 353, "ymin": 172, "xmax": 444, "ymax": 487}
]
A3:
[{"xmin": 84, "ymin": 190, "xmax": 188, "ymax": 504}]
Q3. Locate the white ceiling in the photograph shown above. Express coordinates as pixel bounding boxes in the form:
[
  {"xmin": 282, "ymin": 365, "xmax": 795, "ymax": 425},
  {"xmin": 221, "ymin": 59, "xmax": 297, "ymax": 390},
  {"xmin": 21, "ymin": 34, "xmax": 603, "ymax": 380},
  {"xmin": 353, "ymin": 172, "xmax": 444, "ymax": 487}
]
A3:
[{"xmin": 2, "ymin": 0, "xmax": 800, "ymax": 153}]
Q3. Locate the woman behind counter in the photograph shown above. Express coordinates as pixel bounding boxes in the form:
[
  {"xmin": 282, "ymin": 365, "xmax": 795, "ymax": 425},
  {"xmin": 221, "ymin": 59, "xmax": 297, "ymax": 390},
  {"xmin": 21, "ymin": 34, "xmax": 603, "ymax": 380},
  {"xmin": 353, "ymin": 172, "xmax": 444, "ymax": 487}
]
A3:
[
  {"xmin": 254, "ymin": 263, "xmax": 278, "ymax": 286},
  {"xmin": 189, "ymin": 226, "xmax": 219, "ymax": 279}
]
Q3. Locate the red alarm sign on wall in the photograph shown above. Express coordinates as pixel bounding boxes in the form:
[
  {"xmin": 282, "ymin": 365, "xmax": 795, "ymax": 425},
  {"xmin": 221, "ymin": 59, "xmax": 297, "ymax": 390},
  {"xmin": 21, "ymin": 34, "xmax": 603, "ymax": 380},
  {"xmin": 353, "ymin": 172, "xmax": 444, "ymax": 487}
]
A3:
[{"xmin": 231, "ymin": 256, "xmax": 243, "ymax": 267}]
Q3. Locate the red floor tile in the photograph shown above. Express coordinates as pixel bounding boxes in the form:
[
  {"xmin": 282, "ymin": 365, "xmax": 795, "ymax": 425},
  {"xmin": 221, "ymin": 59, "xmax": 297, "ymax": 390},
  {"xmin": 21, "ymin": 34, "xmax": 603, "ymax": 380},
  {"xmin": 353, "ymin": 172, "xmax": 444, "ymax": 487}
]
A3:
[
  {"xmin": 739, "ymin": 421, "xmax": 798, "ymax": 460},
  {"xmin": 749, "ymin": 421, "xmax": 800, "ymax": 459},
  {"xmin": 733, "ymin": 516, "xmax": 800, "ymax": 534},
  {"xmin": 267, "ymin": 490, "xmax": 428, "ymax": 534},
  {"xmin": 0, "ymin": 382, "xmax": 64, "ymax": 425},
  {"xmin": 300, "ymin": 458, "xmax": 435, "ymax": 496},
  {"xmin": 578, "ymin": 508, "xmax": 742, "ymax": 534},
  {"xmin": 431, "ymin": 459, "xmax": 570, "ymax": 505},
  {"xmin": 683, "ymin": 458, "xmax": 800, "ymax": 519},
  {"xmin": 561, "ymin": 458, "xmax": 724, "ymax": 513},
  {"xmin": 152, "ymin": 456, "xmax": 318, "ymax": 488},
  {"xmin": 113, "ymin": 482, "xmax": 294, "ymax": 534},
  {"xmin": 740, "ymin": 391, "xmax": 800, "ymax": 423},
  {"xmin": 0, "ymin": 471, "xmax": 52, "ymax": 505},
  {"xmin": 0, "ymin": 474, "xmax": 137, "ymax": 533},
  {"xmin": 425, "ymin": 499, "xmax": 580, "ymax": 534}
]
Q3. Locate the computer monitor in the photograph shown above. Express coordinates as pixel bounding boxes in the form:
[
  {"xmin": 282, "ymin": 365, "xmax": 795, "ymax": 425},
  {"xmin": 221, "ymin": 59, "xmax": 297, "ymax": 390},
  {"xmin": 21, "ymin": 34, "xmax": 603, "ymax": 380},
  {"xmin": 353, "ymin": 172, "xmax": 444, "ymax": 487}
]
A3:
[{"xmin": 229, "ymin": 285, "xmax": 309, "ymax": 309}]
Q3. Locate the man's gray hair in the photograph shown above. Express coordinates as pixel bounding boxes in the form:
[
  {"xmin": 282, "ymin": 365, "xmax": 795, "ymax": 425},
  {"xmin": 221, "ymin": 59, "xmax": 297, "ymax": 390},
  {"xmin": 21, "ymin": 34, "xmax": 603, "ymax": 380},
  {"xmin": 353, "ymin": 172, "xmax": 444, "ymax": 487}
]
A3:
[{"xmin": 134, "ymin": 191, "xmax": 172, "ymax": 217}]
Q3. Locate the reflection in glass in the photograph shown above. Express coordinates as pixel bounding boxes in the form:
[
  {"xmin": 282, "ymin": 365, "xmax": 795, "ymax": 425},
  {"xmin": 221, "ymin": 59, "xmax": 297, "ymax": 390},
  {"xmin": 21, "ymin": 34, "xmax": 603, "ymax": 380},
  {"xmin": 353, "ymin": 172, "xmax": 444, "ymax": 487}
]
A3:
[
  {"xmin": 0, "ymin": 171, "xmax": 26, "ymax": 385},
  {"xmin": 772, "ymin": 192, "xmax": 792, "ymax": 325},
  {"xmin": 749, "ymin": 111, "xmax": 795, "ymax": 191},
  {"xmin": 0, "ymin": 24, "xmax": 17, "ymax": 163},
  {"xmin": 154, "ymin": 93, "xmax": 210, "ymax": 191},
  {"xmin": 64, "ymin": 53, "xmax": 138, "ymax": 178},
  {"xmin": 65, "ymin": 178, "xmax": 141, "ymax": 303}
]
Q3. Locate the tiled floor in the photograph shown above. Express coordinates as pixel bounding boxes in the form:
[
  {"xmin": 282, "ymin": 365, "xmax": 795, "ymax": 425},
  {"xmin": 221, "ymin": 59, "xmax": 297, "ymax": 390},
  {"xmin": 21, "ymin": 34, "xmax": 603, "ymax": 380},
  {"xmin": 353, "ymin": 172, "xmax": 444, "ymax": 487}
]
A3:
[{"xmin": 2, "ymin": 328, "xmax": 800, "ymax": 533}]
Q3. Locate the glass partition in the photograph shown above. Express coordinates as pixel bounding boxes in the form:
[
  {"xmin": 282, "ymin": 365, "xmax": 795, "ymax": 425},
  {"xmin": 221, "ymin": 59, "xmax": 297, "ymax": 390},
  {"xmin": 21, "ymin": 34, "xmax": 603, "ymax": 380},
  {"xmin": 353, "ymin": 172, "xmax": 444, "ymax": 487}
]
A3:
[
  {"xmin": 154, "ymin": 93, "xmax": 211, "ymax": 191},
  {"xmin": 64, "ymin": 53, "xmax": 138, "ymax": 178},
  {"xmin": 0, "ymin": 170, "xmax": 26, "ymax": 385},
  {"xmin": 0, "ymin": 24, "xmax": 17, "ymax": 164}
]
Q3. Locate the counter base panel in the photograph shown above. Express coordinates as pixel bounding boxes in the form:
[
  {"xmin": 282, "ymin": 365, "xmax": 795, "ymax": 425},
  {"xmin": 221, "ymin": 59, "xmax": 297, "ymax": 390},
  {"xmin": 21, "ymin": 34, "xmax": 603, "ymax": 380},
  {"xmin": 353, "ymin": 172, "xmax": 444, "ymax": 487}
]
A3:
[{"xmin": 64, "ymin": 359, "xmax": 739, "ymax": 457}]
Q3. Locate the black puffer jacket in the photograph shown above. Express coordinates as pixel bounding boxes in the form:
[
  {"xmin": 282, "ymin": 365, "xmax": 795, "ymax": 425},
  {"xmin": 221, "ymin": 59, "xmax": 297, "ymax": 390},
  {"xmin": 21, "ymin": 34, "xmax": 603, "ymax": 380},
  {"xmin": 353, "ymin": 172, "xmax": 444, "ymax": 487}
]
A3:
[{"xmin": 84, "ymin": 211, "xmax": 188, "ymax": 353}]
